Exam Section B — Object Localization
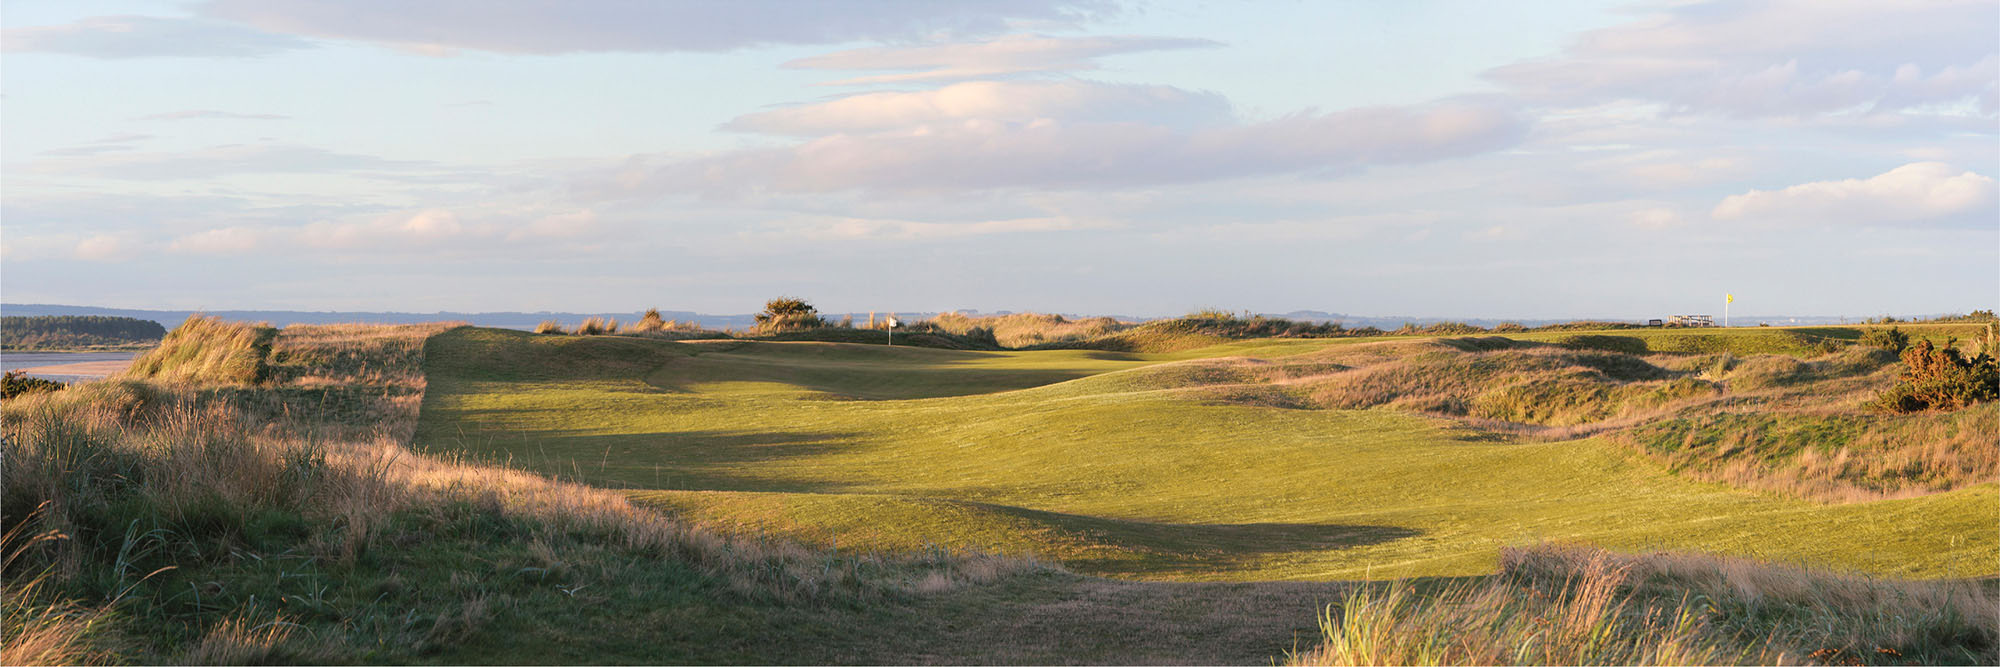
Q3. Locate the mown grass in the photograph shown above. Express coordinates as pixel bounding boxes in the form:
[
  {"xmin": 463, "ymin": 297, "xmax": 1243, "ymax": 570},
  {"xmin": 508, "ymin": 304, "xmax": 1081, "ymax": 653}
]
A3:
[{"xmin": 415, "ymin": 326, "xmax": 1996, "ymax": 583}]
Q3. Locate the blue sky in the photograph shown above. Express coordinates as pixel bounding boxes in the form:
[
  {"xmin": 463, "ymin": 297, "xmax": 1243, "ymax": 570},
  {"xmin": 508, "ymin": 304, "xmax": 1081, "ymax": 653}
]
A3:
[{"xmin": 3, "ymin": 0, "xmax": 1994, "ymax": 319}]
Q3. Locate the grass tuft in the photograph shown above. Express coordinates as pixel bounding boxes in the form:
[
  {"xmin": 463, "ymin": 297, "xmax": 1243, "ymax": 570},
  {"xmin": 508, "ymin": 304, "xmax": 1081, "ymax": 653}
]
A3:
[
  {"xmin": 1292, "ymin": 544, "xmax": 1996, "ymax": 666},
  {"xmin": 122, "ymin": 315, "xmax": 277, "ymax": 385},
  {"xmin": 573, "ymin": 317, "xmax": 619, "ymax": 335}
]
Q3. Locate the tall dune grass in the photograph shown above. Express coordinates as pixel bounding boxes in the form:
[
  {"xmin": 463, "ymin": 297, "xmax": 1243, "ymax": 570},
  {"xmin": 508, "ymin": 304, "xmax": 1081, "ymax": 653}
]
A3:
[
  {"xmin": 121, "ymin": 315, "xmax": 276, "ymax": 385},
  {"xmin": 924, "ymin": 312, "xmax": 1128, "ymax": 348},
  {"xmin": 574, "ymin": 317, "xmax": 618, "ymax": 335},
  {"xmin": 1291, "ymin": 544, "xmax": 1996, "ymax": 666}
]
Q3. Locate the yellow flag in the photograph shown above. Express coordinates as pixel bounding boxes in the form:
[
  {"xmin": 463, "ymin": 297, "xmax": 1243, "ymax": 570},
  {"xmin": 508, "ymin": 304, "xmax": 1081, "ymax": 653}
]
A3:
[{"xmin": 1727, "ymin": 293, "xmax": 1734, "ymax": 304}]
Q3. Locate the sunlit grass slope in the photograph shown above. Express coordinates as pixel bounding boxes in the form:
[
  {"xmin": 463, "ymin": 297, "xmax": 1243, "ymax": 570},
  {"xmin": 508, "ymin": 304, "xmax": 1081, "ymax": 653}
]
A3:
[{"xmin": 415, "ymin": 327, "xmax": 1997, "ymax": 582}]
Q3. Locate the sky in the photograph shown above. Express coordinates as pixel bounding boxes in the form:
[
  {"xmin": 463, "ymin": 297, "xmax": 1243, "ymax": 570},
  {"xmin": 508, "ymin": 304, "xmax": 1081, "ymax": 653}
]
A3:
[{"xmin": 2, "ymin": 0, "xmax": 1995, "ymax": 319}]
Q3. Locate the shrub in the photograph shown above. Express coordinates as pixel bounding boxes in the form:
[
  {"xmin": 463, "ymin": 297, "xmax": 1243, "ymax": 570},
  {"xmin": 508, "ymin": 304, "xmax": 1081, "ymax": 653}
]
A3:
[
  {"xmin": 533, "ymin": 320, "xmax": 565, "ymax": 335},
  {"xmin": 1874, "ymin": 339, "xmax": 1999, "ymax": 413},
  {"xmin": 1858, "ymin": 326, "xmax": 1908, "ymax": 352},
  {"xmin": 1808, "ymin": 338, "xmax": 1849, "ymax": 355},
  {"xmin": 2, "ymin": 371, "xmax": 65, "ymax": 399},
  {"xmin": 1532, "ymin": 320, "xmax": 1642, "ymax": 332},
  {"xmin": 754, "ymin": 297, "xmax": 824, "ymax": 332},
  {"xmin": 961, "ymin": 326, "xmax": 998, "ymax": 348},
  {"xmin": 1420, "ymin": 321, "xmax": 1486, "ymax": 336}
]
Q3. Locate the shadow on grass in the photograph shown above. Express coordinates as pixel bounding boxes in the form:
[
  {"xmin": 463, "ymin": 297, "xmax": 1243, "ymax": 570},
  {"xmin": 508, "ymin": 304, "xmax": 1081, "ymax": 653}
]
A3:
[
  {"xmin": 986, "ymin": 502, "xmax": 1419, "ymax": 551},
  {"xmin": 414, "ymin": 426, "xmax": 866, "ymax": 492},
  {"xmin": 642, "ymin": 349, "xmax": 1108, "ymax": 400}
]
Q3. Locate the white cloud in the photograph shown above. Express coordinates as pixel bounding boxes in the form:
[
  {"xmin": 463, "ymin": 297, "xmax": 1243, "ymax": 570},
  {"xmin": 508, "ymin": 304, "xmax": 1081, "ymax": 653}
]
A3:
[
  {"xmin": 2, "ymin": 15, "xmax": 311, "ymax": 58},
  {"xmin": 159, "ymin": 207, "xmax": 612, "ymax": 256},
  {"xmin": 32, "ymin": 143, "xmax": 426, "ymax": 180},
  {"xmin": 770, "ymin": 215, "xmax": 1099, "ymax": 241},
  {"xmin": 505, "ymin": 210, "xmax": 598, "ymax": 241},
  {"xmin": 38, "ymin": 133, "xmax": 156, "ymax": 157},
  {"xmin": 1488, "ymin": 0, "xmax": 1998, "ymax": 121},
  {"xmin": 782, "ymin": 34, "xmax": 1219, "ymax": 85},
  {"xmin": 74, "ymin": 234, "xmax": 137, "ymax": 261},
  {"xmin": 1149, "ymin": 212, "xmax": 1443, "ymax": 244},
  {"xmin": 725, "ymin": 80, "xmax": 1232, "ymax": 136},
  {"xmin": 168, "ymin": 226, "xmax": 269, "ymax": 254},
  {"xmin": 0, "ymin": 235, "xmax": 80, "ymax": 261},
  {"xmin": 624, "ymin": 98, "xmax": 1526, "ymax": 194},
  {"xmin": 1711, "ymin": 162, "xmax": 1997, "ymax": 226},
  {"xmin": 1582, "ymin": 150, "xmax": 1750, "ymax": 189},
  {"xmin": 299, "ymin": 209, "xmax": 466, "ymax": 249},
  {"xmin": 199, "ymin": 0, "xmax": 1115, "ymax": 55},
  {"xmin": 137, "ymin": 109, "xmax": 291, "ymax": 121},
  {"xmin": 1628, "ymin": 207, "xmax": 1684, "ymax": 229}
]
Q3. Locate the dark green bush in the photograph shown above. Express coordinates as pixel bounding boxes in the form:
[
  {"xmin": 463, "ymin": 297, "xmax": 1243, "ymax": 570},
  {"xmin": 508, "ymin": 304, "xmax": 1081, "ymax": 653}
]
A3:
[
  {"xmin": 1858, "ymin": 327, "xmax": 1909, "ymax": 352},
  {"xmin": 754, "ymin": 297, "xmax": 825, "ymax": 332},
  {"xmin": 1874, "ymin": 339, "xmax": 1999, "ymax": 413},
  {"xmin": 2, "ymin": 370, "xmax": 66, "ymax": 398}
]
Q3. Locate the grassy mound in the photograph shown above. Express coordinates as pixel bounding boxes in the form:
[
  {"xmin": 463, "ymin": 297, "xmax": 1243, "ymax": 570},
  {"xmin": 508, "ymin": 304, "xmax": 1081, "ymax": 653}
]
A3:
[{"xmin": 121, "ymin": 315, "xmax": 277, "ymax": 385}]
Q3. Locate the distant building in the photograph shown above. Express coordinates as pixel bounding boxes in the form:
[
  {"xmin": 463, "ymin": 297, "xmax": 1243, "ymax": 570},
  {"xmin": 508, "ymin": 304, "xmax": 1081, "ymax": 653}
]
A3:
[
  {"xmin": 1646, "ymin": 319, "xmax": 1664, "ymax": 327},
  {"xmin": 1667, "ymin": 314, "xmax": 1713, "ymax": 327}
]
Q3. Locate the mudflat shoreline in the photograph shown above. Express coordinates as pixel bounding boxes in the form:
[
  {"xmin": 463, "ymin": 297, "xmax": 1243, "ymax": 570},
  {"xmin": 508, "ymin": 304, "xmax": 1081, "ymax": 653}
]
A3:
[{"xmin": 4, "ymin": 350, "xmax": 140, "ymax": 380}]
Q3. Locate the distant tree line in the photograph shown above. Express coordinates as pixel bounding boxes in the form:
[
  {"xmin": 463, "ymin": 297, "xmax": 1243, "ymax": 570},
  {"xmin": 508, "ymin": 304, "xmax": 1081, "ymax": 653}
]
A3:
[{"xmin": 1, "ymin": 315, "xmax": 166, "ymax": 349}]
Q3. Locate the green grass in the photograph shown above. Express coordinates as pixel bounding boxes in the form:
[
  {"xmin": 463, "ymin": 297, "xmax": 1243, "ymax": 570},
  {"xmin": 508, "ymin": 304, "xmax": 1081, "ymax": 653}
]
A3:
[
  {"xmin": 415, "ymin": 327, "xmax": 1997, "ymax": 582},
  {"xmin": 16, "ymin": 320, "xmax": 1993, "ymax": 665}
]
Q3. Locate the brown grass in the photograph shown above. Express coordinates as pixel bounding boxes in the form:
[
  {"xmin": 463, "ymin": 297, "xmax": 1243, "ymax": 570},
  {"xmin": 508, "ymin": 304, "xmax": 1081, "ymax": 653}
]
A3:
[
  {"xmin": 630, "ymin": 308, "xmax": 668, "ymax": 332},
  {"xmin": 924, "ymin": 311, "xmax": 1129, "ymax": 348},
  {"xmin": 574, "ymin": 317, "xmax": 619, "ymax": 335},
  {"xmin": 180, "ymin": 613, "xmax": 303, "ymax": 665},
  {"xmin": 1291, "ymin": 543, "xmax": 1997, "ymax": 666},
  {"xmin": 1129, "ymin": 338, "xmax": 1990, "ymax": 502},
  {"xmin": 1, "ymin": 574, "xmax": 115, "ymax": 666},
  {"xmin": 122, "ymin": 315, "xmax": 276, "ymax": 385},
  {"xmin": 623, "ymin": 309, "xmax": 717, "ymax": 339},
  {"xmin": 2, "ymin": 518, "xmax": 119, "ymax": 667}
]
